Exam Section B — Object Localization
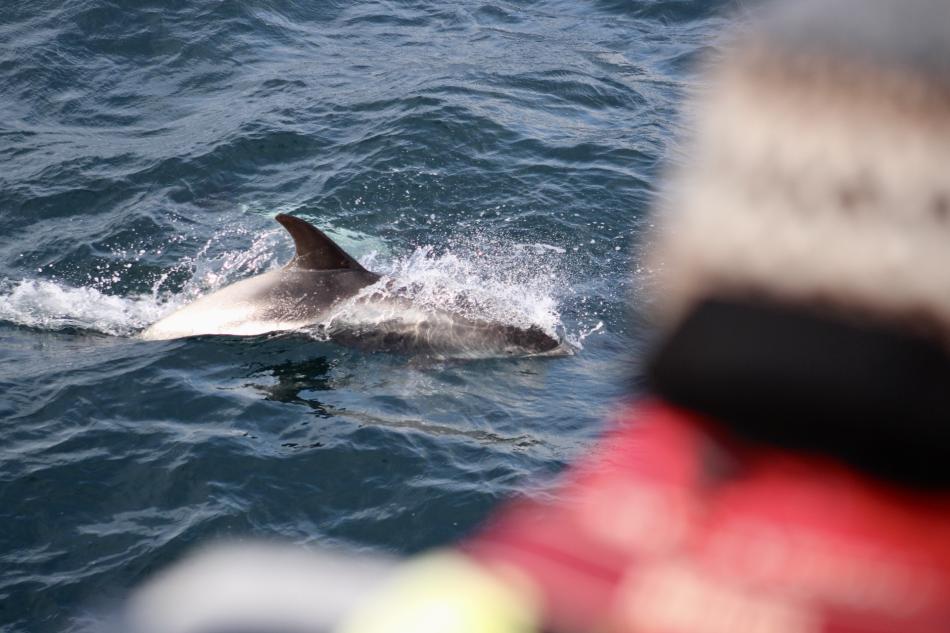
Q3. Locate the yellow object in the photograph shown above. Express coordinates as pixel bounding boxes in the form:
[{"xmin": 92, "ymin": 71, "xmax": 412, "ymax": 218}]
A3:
[{"xmin": 337, "ymin": 551, "xmax": 539, "ymax": 633}]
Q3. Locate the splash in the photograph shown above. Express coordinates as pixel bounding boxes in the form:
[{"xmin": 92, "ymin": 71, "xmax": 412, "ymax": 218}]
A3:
[
  {"xmin": 0, "ymin": 225, "xmax": 285, "ymax": 337},
  {"xmin": 0, "ymin": 279, "xmax": 164, "ymax": 336},
  {"xmin": 347, "ymin": 241, "xmax": 563, "ymax": 335},
  {"xmin": 304, "ymin": 229, "xmax": 577, "ymax": 356},
  {"xmin": 148, "ymin": 227, "xmax": 285, "ymax": 301}
]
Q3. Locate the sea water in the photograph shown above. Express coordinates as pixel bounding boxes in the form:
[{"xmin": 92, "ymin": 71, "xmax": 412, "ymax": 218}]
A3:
[{"xmin": 0, "ymin": 1, "xmax": 736, "ymax": 630}]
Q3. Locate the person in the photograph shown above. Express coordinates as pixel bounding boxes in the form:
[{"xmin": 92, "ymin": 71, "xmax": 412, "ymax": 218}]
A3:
[
  {"xmin": 339, "ymin": 1, "xmax": 950, "ymax": 631},
  {"xmin": 127, "ymin": 1, "xmax": 950, "ymax": 631}
]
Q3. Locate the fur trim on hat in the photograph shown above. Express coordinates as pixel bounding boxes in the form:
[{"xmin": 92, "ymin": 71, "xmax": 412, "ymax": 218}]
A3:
[{"xmin": 649, "ymin": 0, "xmax": 950, "ymax": 342}]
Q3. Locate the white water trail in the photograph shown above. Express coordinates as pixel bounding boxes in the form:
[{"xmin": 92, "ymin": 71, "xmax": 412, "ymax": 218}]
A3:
[
  {"xmin": 0, "ymin": 280, "xmax": 165, "ymax": 337},
  {"xmin": 0, "ymin": 226, "xmax": 284, "ymax": 337}
]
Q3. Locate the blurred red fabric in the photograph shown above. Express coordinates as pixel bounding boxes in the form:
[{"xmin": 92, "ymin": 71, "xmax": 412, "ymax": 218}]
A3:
[{"xmin": 466, "ymin": 401, "xmax": 950, "ymax": 633}]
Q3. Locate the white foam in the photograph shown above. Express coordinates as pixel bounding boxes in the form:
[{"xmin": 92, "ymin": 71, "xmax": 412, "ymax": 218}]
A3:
[
  {"xmin": 0, "ymin": 226, "xmax": 285, "ymax": 337},
  {"xmin": 333, "ymin": 235, "xmax": 566, "ymax": 343},
  {"xmin": 0, "ymin": 280, "xmax": 167, "ymax": 336}
]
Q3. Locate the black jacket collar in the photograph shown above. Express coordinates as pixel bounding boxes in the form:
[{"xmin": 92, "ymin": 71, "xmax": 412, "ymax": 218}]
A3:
[{"xmin": 649, "ymin": 299, "xmax": 950, "ymax": 488}]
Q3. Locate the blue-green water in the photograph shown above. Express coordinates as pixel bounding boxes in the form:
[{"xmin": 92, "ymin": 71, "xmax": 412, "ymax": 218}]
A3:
[{"xmin": 0, "ymin": 2, "xmax": 734, "ymax": 630}]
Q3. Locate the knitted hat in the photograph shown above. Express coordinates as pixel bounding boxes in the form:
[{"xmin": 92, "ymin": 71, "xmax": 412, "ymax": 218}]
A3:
[{"xmin": 649, "ymin": 0, "xmax": 950, "ymax": 343}]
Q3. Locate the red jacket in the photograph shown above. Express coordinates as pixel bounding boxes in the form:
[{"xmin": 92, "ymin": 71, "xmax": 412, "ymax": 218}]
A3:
[{"xmin": 467, "ymin": 400, "xmax": 950, "ymax": 633}]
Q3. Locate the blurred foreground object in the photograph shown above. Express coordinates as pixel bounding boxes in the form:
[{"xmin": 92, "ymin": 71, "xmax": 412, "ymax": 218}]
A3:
[
  {"xmin": 125, "ymin": 543, "xmax": 396, "ymax": 633},
  {"xmin": 126, "ymin": 1, "xmax": 950, "ymax": 632}
]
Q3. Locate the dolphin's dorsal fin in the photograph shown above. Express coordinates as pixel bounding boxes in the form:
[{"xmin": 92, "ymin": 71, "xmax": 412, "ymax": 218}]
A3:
[{"xmin": 275, "ymin": 214, "xmax": 367, "ymax": 271}]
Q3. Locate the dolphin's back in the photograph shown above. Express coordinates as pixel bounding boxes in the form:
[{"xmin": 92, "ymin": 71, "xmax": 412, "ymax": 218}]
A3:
[
  {"xmin": 347, "ymin": 321, "xmax": 561, "ymax": 356},
  {"xmin": 324, "ymin": 300, "xmax": 563, "ymax": 357}
]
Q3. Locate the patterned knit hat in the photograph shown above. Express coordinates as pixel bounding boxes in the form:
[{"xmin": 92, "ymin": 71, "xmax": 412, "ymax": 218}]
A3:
[{"xmin": 649, "ymin": 0, "xmax": 950, "ymax": 342}]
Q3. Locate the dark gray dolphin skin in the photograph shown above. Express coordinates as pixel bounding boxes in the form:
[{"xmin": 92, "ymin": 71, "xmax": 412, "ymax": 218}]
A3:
[{"xmin": 141, "ymin": 214, "xmax": 562, "ymax": 356}]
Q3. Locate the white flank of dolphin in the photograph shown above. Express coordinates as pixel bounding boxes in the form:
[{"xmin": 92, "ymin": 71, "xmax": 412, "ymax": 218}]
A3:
[{"xmin": 141, "ymin": 271, "xmax": 308, "ymax": 339}]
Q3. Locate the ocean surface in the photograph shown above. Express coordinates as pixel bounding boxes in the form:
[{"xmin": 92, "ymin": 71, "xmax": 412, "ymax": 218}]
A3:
[{"xmin": 0, "ymin": 1, "xmax": 736, "ymax": 630}]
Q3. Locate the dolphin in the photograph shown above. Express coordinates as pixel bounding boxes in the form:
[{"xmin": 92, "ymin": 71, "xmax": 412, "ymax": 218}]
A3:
[{"xmin": 141, "ymin": 214, "xmax": 562, "ymax": 356}]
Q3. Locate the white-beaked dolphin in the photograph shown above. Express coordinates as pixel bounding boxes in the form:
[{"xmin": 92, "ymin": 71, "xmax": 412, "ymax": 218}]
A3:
[{"xmin": 141, "ymin": 214, "xmax": 562, "ymax": 356}]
